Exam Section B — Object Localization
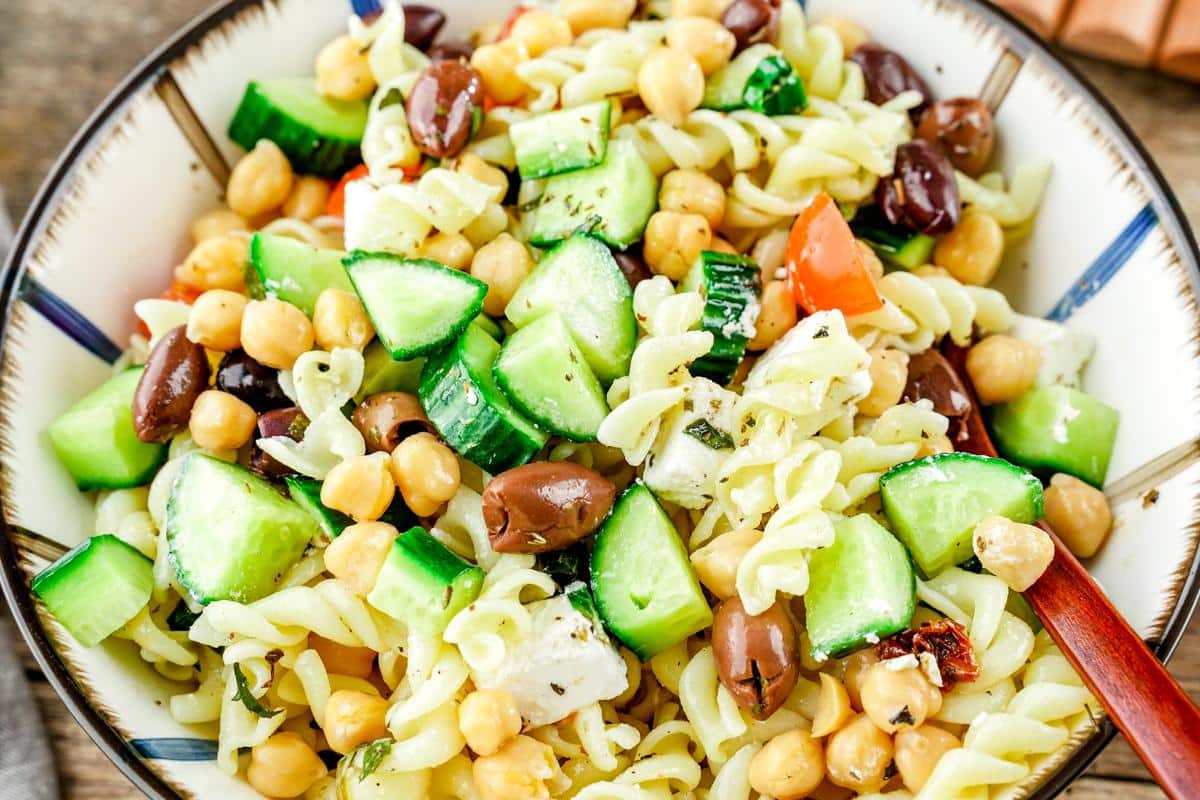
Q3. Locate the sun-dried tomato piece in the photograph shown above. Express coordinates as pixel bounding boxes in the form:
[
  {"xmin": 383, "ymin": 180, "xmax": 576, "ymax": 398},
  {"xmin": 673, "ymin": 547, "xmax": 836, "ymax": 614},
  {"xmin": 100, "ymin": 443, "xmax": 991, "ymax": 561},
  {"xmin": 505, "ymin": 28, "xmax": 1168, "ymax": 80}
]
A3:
[{"xmin": 876, "ymin": 618, "xmax": 980, "ymax": 690}]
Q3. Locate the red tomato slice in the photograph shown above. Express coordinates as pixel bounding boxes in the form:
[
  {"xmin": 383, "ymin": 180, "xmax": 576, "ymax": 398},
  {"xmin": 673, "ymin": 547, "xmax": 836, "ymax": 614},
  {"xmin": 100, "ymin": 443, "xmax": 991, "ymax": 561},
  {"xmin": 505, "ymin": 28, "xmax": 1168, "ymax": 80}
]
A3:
[
  {"xmin": 786, "ymin": 192, "xmax": 883, "ymax": 317},
  {"xmin": 325, "ymin": 163, "xmax": 371, "ymax": 218}
]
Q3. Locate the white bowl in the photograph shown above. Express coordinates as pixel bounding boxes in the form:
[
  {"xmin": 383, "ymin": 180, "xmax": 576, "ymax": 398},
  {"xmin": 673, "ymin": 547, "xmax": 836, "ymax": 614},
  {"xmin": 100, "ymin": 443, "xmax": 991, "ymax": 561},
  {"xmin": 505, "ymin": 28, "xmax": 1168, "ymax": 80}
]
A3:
[{"xmin": 2, "ymin": 1, "xmax": 1199, "ymax": 797}]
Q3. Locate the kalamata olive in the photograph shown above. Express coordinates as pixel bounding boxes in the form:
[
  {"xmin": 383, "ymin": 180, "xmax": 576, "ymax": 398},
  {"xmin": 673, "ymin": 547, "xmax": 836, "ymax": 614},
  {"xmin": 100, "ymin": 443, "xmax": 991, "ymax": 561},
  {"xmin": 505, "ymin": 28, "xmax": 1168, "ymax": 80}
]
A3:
[
  {"xmin": 403, "ymin": 5, "xmax": 446, "ymax": 51},
  {"xmin": 849, "ymin": 43, "xmax": 931, "ymax": 114},
  {"xmin": 613, "ymin": 248, "xmax": 652, "ymax": 290},
  {"xmin": 132, "ymin": 326, "xmax": 210, "ymax": 443},
  {"xmin": 902, "ymin": 349, "xmax": 971, "ymax": 419},
  {"xmin": 711, "ymin": 597, "xmax": 799, "ymax": 720},
  {"xmin": 351, "ymin": 392, "xmax": 436, "ymax": 453},
  {"xmin": 875, "ymin": 140, "xmax": 961, "ymax": 236},
  {"xmin": 482, "ymin": 462, "xmax": 616, "ymax": 554},
  {"xmin": 427, "ymin": 40, "xmax": 475, "ymax": 62},
  {"xmin": 720, "ymin": 0, "xmax": 783, "ymax": 54},
  {"xmin": 215, "ymin": 349, "xmax": 290, "ymax": 411},
  {"xmin": 247, "ymin": 407, "xmax": 307, "ymax": 479},
  {"xmin": 406, "ymin": 60, "xmax": 484, "ymax": 159},
  {"xmin": 915, "ymin": 97, "xmax": 996, "ymax": 178}
]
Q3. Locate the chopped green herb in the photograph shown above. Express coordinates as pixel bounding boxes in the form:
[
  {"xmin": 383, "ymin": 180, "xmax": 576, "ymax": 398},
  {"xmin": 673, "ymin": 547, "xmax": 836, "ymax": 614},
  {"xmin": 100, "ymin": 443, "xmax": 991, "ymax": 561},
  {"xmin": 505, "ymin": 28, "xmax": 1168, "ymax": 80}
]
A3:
[
  {"xmin": 231, "ymin": 663, "xmax": 282, "ymax": 719},
  {"xmin": 684, "ymin": 419, "xmax": 735, "ymax": 450},
  {"xmin": 356, "ymin": 738, "xmax": 393, "ymax": 781}
]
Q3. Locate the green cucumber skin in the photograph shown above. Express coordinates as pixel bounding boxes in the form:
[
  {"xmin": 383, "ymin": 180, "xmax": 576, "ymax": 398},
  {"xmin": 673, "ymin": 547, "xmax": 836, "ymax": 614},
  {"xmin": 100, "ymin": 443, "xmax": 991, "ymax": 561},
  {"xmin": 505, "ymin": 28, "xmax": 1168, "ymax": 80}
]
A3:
[
  {"xmin": 804, "ymin": 514, "xmax": 915, "ymax": 659},
  {"xmin": 991, "ymin": 386, "xmax": 1119, "ymax": 488},
  {"xmin": 590, "ymin": 482, "xmax": 713, "ymax": 660},
  {"xmin": 367, "ymin": 526, "xmax": 484, "ymax": 637},
  {"xmin": 166, "ymin": 454, "xmax": 319, "ymax": 605},
  {"xmin": 880, "ymin": 453, "xmax": 1045, "ymax": 578},
  {"xmin": 852, "ymin": 222, "xmax": 937, "ymax": 270},
  {"xmin": 285, "ymin": 477, "xmax": 353, "ymax": 541},
  {"xmin": 228, "ymin": 80, "xmax": 368, "ymax": 177},
  {"xmin": 689, "ymin": 252, "xmax": 762, "ymax": 384},
  {"xmin": 250, "ymin": 233, "xmax": 354, "ymax": 316},
  {"xmin": 419, "ymin": 326, "xmax": 548, "ymax": 473},
  {"xmin": 46, "ymin": 368, "xmax": 166, "ymax": 490},
  {"xmin": 511, "ymin": 100, "xmax": 612, "ymax": 180},
  {"xmin": 701, "ymin": 45, "xmax": 807, "ymax": 115},
  {"xmin": 32, "ymin": 534, "xmax": 155, "ymax": 647},
  {"xmin": 344, "ymin": 252, "xmax": 489, "ymax": 361}
]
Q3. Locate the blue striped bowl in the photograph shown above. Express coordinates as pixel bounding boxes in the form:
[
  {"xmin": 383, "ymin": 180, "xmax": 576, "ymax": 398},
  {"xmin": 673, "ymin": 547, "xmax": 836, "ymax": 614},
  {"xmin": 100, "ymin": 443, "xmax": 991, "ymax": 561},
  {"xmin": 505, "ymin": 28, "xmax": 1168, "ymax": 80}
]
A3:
[{"xmin": 1, "ymin": 1, "xmax": 1198, "ymax": 798}]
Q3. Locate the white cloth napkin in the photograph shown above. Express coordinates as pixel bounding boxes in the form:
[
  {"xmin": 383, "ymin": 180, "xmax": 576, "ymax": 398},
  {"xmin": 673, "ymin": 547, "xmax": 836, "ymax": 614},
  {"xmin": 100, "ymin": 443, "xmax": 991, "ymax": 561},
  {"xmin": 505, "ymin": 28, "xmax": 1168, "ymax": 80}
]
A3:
[{"xmin": 0, "ymin": 190, "xmax": 60, "ymax": 800}]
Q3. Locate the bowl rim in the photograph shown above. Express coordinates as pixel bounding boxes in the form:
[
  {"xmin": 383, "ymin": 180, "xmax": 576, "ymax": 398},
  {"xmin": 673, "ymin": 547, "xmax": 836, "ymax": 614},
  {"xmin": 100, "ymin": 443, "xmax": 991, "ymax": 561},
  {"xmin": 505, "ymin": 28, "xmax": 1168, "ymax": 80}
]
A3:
[{"xmin": 2, "ymin": 0, "xmax": 1199, "ymax": 797}]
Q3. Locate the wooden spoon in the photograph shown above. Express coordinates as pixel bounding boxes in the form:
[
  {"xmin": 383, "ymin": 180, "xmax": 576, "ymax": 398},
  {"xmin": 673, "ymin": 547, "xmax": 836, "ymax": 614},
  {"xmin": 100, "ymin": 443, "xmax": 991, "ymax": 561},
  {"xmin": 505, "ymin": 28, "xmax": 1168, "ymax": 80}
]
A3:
[{"xmin": 940, "ymin": 343, "xmax": 1200, "ymax": 798}]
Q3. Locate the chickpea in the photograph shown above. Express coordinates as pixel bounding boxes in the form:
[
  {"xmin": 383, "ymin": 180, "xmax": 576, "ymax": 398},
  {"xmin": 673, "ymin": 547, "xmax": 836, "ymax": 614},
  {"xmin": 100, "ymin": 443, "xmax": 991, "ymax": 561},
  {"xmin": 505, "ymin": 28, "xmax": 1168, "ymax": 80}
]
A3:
[
  {"xmin": 308, "ymin": 634, "xmax": 376, "ymax": 679},
  {"xmin": 643, "ymin": 211, "xmax": 711, "ymax": 281},
  {"xmin": 323, "ymin": 689, "xmax": 390, "ymax": 754},
  {"xmin": 471, "ymin": 39, "xmax": 529, "ymax": 106},
  {"xmin": 191, "ymin": 208, "xmax": 248, "ymax": 244},
  {"xmin": 973, "ymin": 514, "xmax": 1055, "ymax": 592},
  {"xmin": 508, "ymin": 9, "xmax": 573, "ymax": 57},
  {"xmin": 859, "ymin": 348, "xmax": 909, "ymax": 417},
  {"xmin": 824, "ymin": 713, "xmax": 894, "ymax": 793},
  {"xmin": 419, "ymin": 231, "xmax": 476, "ymax": 271},
  {"xmin": 709, "ymin": 237, "xmax": 739, "ymax": 256},
  {"xmin": 175, "ymin": 235, "xmax": 248, "ymax": 292},
  {"xmin": 934, "ymin": 212, "xmax": 1005, "ymax": 286},
  {"xmin": 667, "ymin": 16, "xmax": 737, "ymax": 75},
  {"xmin": 471, "ymin": 233, "xmax": 534, "ymax": 316},
  {"xmin": 246, "ymin": 732, "xmax": 327, "ymax": 799},
  {"xmin": 456, "ymin": 153, "xmax": 510, "ymax": 201},
  {"xmin": 313, "ymin": 289, "xmax": 374, "ymax": 352},
  {"xmin": 638, "ymin": 48, "xmax": 705, "ymax": 125},
  {"xmin": 659, "ymin": 169, "xmax": 727, "ymax": 228},
  {"xmin": 690, "ymin": 528, "xmax": 762, "ymax": 599},
  {"xmin": 965, "ymin": 335, "xmax": 1041, "ymax": 405},
  {"xmin": 316, "ymin": 35, "xmax": 377, "ymax": 101},
  {"xmin": 912, "ymin": 264, "xmax": 951, "ymax": 279},
  {"xmin": 860, "ymin": 664, "xmax": 942, "ymax": 733},
  {"xmin": 748, "ymin": 729, "xmax": 825, "ymax": 799},
  {"xmin": 841, "ymin": 649, "xmax": 879, "ymax": 711},
  {"xmin": 561, "ymin": 0, "xmax": 637, "ymax": 35},
  {"xmin": 473, "ymin": 735, "xmax": 565, "ymax": 800},
  {"xmin": 240, "ymin": 299, "xmax": 315, "ymax": 370},
  {"xmin": 186, "ymin": 289, "xmax": 248, "ymax": 352},
  {"xmin": 748, "ymin": 281, "xmax": 798, "ymax": 352},
  {"xmin": 916, "ymin": 434, "xmax": 954, "ymax": 459},
  {"xmin": 894, "ymin": 725, "xmax": 961, "ymax": 792},
  {"xmin": 459, "ymin": 689, "xmax": 523, "ymax": 756},
  {"xmin": 227, "ymin": 140, "xmax": 295, "ymax": 219},
  {"xmin": 324, "ymin": 521, "xmax": 398, "ymax": 595},
  {"xmin": 669, "ymin": 0, "xmax": 730, "ymax": 19},
  {"xmin": 822, "ymin": 17, "xmax": 870, "ymax": 54},
  {"xmin": 463, "ymin": 203, "xmax": 512, "ymax": 250},
  {"xmin": 321, "ymin": 453, "xmax": 396, "ymax": 522},
  {"xmin": 1044, "ymin": 473, "xmax": 1113, "ymax": 558},
  {"xmin": 811, "ymin": 673, "xmax": 853, "ymax": 737},
  {"xmin": 390, "ymin": 432, "xmax": 462, "ymax": 517},
  {"xmin": 282, "ymin": 176, "xmax": 333, "ymax": 221},
  {"xmin": 857, "ymin": 240, "xmax": 885, "ymax": 281},
  {"xmin": 188, "ymin": 390, "xmax": 257, "ymax": 451}
]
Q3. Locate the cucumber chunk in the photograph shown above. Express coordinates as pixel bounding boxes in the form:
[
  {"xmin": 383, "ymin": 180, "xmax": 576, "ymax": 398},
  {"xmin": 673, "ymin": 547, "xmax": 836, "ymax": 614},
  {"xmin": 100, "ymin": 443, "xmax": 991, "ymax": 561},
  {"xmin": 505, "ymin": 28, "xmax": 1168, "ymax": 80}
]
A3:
[
  {"xmin": 991, "ymin": 385, "xmax": 1119, "ymax": 487},
  {"xmin": 850, "ymin": 212, "xmax": 937, "ymax": 270},
  {"xmin": 510, "ymin": 100, "xmax": 611, "ymax": 180},
  {"xmin": 591, "ymin": 483, "xmax": 713, "ymax": 659},
  {"xmin": 505, "ymin": 233, "xmax": 636, "ymax": 384},
  {"xmin": 804, "ymin": 514, "xmax": 916, "ymax": 659},
  {"xmin": 228, "ymin": 79, "xmax": 369, "ymax": 177},
  {"xmin": 420, "ymin": 325, "xmax": 549, "ymax": 472},
  {"xmin": 367, "ymin": 526, "xmax": 485, "ymax": 637},
  {"xmin": 344, "ymin": 252, "xmax": 488, "ymax": 360},
  {"xmin": 166, "ymin": 454, "xmax": 319, "ymax": 604},
  {"xmin": 880, "ymin": 453, "xmax": 1045, "ymax": 578},
  {"xmin": 46, "ymin": 368, "xmax": 166, "ymax": 490},
  {"xmin": 472, "ymin": 313, "xmax": 505, "ymax": 342},
  {"xmin": 683, "ymin": 251, "xmax": 762, "ymax": 384},
  {"xmin": 494, "ymin": 313, "xmax": 609, "ymax": 441},
  {"xmin": 285, "ymin": 476, "xmax": 353, "ymax": 541},
  {"xmin": 702, "ymin": 44, "xmax": 808, "ymax": 115},
  {"xmin": 523, "ymin": 139, "xmax": 657, "ymax": 249},
  {"xmin": 32, "ymin": 534, "xmax": 154, "ymax": 647},
  {"xmin": 356, "ymin": 340, "xmax": 424, "ymax": 401},
  {"xmin": 249, "ymin": 233, "xmax": 354, "ymax": 316}
]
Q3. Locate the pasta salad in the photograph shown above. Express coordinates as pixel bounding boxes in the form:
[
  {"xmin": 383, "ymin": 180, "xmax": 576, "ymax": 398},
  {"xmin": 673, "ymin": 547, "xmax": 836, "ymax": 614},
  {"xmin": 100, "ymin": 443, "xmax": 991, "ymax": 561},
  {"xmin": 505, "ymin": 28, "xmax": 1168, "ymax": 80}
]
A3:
[{"xmin": 33, "ymin": 1, "xmax": 1120, "ymax": 799}]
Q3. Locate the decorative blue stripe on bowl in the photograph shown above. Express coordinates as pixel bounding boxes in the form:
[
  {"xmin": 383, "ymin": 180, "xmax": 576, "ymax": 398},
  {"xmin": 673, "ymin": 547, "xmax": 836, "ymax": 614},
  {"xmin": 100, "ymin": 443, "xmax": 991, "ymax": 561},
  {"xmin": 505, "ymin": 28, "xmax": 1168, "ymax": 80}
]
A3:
[
  {"xmin": 19, "ymin": 278, "xmax": 123, "ymax": 364},
  {"xmin": 350, "ymin": 0, "xmax": 383, "ymax": 18},
  {"xmin": 130, "ymin": 738, "xmax": 219, "ymax": 761},
  {"xmin": 1044, "ymin": 203, "xmax": 1159, "ymax": 322}
]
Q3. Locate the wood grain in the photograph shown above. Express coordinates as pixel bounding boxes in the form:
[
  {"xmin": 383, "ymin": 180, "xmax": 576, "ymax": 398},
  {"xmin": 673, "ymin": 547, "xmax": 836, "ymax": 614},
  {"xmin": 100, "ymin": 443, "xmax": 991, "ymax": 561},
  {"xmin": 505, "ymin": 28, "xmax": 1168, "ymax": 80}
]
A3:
[{"xmin": 2, "ymin": 1, "xmax": 1200, "ymax": 798}]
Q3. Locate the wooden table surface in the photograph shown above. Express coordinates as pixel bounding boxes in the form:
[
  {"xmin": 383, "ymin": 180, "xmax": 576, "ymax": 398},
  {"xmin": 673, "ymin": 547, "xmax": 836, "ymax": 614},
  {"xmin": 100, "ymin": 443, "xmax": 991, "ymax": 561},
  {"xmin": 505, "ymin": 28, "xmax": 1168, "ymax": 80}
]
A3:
[{"xmin": 3, "ymin": 1, "xmax": 1200, "ymax": 798}]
